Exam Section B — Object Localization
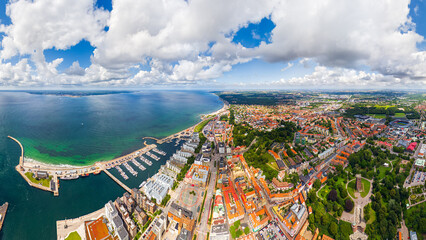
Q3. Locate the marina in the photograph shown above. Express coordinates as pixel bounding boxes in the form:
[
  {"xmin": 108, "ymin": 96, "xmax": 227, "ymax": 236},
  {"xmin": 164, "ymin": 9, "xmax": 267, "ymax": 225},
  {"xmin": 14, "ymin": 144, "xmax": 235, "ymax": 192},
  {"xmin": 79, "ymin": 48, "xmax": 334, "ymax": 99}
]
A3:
[
  {"xmin": 123, "ymin": 162, "xmax": 138, "ymax": 176},
  {"xmin": 152, "ymin": 148, "xmax": 166, "ymax": 156},
  {"xmin": 139, "ymin": 156, "xmax": 152, "ymax": 166},
  {"xmin": 0, "ymin": 91, "xmax": 225, "ymax": 239},
  {"xmin": 0, "ymin": 202, "xmax": 8, "ymax": 232},
  {"xmin": 131, "ymin": 158, "xmax": 146, "ymax": 171},
  {"xmin": 115, "ymin": 166, "xmax": 129, "ymax": 180},
  {"xmin": 146, "ymin": 151, "xmax": 160, "ymax": 161}
]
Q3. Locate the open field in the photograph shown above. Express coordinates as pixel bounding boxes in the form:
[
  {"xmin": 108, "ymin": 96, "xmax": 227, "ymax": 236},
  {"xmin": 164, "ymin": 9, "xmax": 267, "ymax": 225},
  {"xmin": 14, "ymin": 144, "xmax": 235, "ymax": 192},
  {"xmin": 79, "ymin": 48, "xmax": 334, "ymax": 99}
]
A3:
[{"xmin": 394, "ymin": 112, "xmax": 406, "ymax": 117}]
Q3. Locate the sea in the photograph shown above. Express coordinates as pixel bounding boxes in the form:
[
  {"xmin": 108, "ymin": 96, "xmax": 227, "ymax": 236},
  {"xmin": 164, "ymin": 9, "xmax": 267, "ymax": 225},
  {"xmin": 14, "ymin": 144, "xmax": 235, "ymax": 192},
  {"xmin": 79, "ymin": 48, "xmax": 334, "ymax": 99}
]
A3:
[{"xmin": 0, "ymin": 90, "xmax": 223, "ymax": 239}]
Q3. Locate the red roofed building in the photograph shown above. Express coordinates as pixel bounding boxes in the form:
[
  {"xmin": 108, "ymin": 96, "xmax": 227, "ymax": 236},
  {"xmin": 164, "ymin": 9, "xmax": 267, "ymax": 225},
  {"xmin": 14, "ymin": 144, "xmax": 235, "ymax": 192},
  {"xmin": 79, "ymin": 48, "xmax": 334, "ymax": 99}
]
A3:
[{"xmin": 407, "ymin": 142, "xmax": 417, "ymax": 152}]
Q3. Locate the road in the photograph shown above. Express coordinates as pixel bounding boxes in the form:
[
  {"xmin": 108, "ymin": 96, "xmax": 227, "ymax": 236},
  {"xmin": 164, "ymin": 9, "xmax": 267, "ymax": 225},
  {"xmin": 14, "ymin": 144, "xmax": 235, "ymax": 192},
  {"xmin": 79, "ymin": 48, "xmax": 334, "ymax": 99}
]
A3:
[{"xmin": 196, "ymin": 153, "xmax": 219, "ymax": 240}]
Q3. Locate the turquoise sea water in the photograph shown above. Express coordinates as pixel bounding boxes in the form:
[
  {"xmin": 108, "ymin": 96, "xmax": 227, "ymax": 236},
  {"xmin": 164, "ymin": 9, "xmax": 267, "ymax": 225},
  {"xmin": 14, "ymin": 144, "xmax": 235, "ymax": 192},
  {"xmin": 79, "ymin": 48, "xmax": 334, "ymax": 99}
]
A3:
[{"xmin": 0, "ymin": 90, "xmax": 223, "ymax": 239}]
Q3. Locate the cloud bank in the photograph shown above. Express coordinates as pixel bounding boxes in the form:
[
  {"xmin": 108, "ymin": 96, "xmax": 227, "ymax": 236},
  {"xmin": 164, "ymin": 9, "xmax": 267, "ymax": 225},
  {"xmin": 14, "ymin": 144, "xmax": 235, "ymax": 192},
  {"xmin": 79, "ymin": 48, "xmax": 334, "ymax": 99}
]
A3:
[{"xmin": 0, "ymin": 0, "xmax": 425, "ymax": 88}]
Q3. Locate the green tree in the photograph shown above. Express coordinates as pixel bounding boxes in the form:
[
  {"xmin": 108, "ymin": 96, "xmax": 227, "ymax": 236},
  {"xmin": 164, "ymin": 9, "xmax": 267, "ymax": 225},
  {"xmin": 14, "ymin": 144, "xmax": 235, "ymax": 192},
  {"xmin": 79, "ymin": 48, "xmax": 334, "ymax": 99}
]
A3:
[
  {"xmin": 328, "ymin": 189, "xmax": 338, "ymax": 202},
  {"xmin": 329, "ymin": 222, "xmax": 338, "ymax": 237},
  {"xmin": 345, "ymin": 199, "xmax": 354, "ymax": 212},
  {"xmin": 314, "ymin": 179, "xmax": 321, "ymax": 189}
]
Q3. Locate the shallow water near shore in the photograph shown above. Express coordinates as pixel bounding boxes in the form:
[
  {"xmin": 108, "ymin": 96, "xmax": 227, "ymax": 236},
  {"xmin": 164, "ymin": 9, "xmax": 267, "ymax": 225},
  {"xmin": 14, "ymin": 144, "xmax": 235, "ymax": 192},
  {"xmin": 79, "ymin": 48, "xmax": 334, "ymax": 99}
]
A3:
[{"xmin": 0, "ymin": 90, "xmax": 222, "ymax": 239}]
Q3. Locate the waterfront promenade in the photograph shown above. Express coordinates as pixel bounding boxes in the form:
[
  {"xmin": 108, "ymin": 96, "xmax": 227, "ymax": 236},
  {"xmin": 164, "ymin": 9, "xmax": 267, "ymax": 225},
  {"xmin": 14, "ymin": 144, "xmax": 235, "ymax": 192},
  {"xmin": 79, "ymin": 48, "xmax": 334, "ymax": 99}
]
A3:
[
  {"xmin": 7, "ymin": 135, "xmax": 156, "ymax": 196},
  {"xmin": 56, "ymin": 207, "xmax": 105, "ymax": 240},
  {"xmin": 102, "ymin": 169, "xmax": 132, "ymax": 193}
]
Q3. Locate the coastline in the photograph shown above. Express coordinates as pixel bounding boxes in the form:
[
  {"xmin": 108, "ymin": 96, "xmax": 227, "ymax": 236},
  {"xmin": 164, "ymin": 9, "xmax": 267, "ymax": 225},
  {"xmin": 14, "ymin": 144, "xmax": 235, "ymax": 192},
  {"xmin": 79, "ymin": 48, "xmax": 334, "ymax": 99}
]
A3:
[{"xmin": 21, "ymin": 98, "xmax": 227, "ymax": 168}]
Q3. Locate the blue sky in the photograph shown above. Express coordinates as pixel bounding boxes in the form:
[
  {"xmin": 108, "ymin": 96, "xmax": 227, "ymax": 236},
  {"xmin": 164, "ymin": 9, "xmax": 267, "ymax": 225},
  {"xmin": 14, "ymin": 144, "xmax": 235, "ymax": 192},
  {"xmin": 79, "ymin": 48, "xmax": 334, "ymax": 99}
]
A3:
[{"xmin": 0, "ymin": 0, "xmax": 425, "ymax": 89}]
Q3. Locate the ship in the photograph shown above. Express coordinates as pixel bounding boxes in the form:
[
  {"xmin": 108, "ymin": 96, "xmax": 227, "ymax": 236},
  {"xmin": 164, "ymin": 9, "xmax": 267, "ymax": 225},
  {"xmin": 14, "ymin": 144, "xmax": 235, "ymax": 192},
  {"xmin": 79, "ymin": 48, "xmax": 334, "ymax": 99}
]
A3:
[
  {"xmin": 0, "ymin": 202, "xmax": 8, "ymax": 232},
  {"xmin": 60, "ymin": 175, "xmax": 79, "ymax": 180},
  {"xmin": 80, "ymin": 173, "xmax": 89, "ymax": 177}
]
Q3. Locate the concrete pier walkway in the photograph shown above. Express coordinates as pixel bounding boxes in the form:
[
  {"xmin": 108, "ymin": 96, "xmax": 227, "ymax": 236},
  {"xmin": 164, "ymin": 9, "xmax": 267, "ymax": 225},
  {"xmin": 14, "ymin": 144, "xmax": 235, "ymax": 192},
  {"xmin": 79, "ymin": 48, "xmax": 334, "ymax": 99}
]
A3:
[
  {"xmin": 7, "ymin": 136, "xmax": 24, "ymax": 166},
  {"xmin": 103, "ymin": 169, "xmax": 132, "ymax": 193}
]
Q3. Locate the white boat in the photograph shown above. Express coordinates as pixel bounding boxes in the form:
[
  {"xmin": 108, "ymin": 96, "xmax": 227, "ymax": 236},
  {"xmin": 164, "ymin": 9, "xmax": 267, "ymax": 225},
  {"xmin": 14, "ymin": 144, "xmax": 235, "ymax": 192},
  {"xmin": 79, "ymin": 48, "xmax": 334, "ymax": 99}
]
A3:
[
  {"xmin": 139, "ymin": 156, "xmax": 152, "ymax": 166},
  {"xmin": 115, "ymin": 166, "xmax": 129, "ymax": 180},
  {"xmin": 131, "ymin": 159, "xmax": 146, "ymax": 171},
  {"xmin": 152, "ymin": 148, "xmax": 166, "ymax": 156},
  {"xmin": 123, "ymin": 162, "xmax": 138, "ymax": 176},
  {"xmin": 146, "ymin": 151, "xmax": 160, "ymax": 161},
  {"xmin": 60, "ymin": 175, "xmax": 79, "ymax": 180}
]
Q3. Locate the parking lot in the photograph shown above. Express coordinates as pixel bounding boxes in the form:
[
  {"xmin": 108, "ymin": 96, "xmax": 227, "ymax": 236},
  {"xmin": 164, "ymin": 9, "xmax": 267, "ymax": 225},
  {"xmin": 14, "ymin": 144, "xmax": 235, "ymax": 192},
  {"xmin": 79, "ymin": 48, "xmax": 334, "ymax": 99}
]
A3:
[
  {"xmin": 407, "ymin": 170, "xmax": 426, "ymax": 187},
  {"xmin": 256, "ymin": 222, "xmax": 288, "ymax": 240}
]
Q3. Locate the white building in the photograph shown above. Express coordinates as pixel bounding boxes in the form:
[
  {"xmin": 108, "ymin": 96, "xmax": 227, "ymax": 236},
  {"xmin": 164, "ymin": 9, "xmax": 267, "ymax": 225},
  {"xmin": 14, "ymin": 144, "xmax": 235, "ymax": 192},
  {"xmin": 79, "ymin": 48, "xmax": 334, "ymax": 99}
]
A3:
[
  {"xmin": 105, "ymin": 201, "xmax": 129, "ymax": 240},
  {"xmin": 141, "ymin": 174, "xmax": 174, "ymax": 205}
]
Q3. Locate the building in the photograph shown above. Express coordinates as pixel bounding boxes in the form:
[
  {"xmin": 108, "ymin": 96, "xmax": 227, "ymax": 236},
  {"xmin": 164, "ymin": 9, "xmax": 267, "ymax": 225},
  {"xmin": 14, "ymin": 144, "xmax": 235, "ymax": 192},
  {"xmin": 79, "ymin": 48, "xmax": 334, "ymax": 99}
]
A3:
[
  {"xmin": 167, "ymin": 202, "xmax": 196, "ymax": 233},
  {"xmin": 185, "ymin": 164, "xmax": 209, "ymax": 187},
  {"xmin": 105, "ymin": 201, "xmax": 119, "ymax": 223},
  {"xmin": 218, "ymin": 142, "xmax": 225, "ymax": 154},
  {"xmin": 276, "ymin": 203, "xmax": 308, "ymax": 238},
  {"xmin": 410, "ymin": 231, "xmax": 418, "ymax": 240},
  {"xmin": 135, "ymin": 206, "xmax": 148, "ymax": 225},
  {"xmin": 414, "ymin": 159, "xmax": 425, "ymax": 169},
  {"xmin": 141, "ymin": 174, "xmax": 174, "ymax": 205},
  {"xmin": 407, "ymin": 142, "xmax": 418, "ymax": 152},
  {"xmin": 85, "ymin": 216, "xmax": 113, "ymax": 240},
  {"xmin": 356, "ymin": 174, "xmax": 363, "ymax": 192},
  {"xmin": 248, "ymin": 206, "xmax": 271, "ymax": 232},
  {"xmin": 140, "ymin": 195, "xmax": 157, "ymax": 213},
  {"xmin": 152, "ymin": 215, "xmax": 167, "ymax": 239},
  {"xmin": 318, "ymin": 147, "xmax": 335, "ymax": 160},
  {"xmin": 272, "ymin": 178, "xmax": 294, "ymax": 191},
  {"xmin": 35, "ymin": 171, "xmax": 49, "ymax": 179}
]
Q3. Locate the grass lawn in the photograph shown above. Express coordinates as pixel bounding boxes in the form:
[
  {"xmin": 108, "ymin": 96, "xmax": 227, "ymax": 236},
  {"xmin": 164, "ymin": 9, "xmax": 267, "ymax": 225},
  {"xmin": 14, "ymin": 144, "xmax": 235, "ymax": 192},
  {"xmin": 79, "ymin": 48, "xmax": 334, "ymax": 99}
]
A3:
[
  {"xmin": 377, "ymin": 165, "xmax": 391, "ymax": 179},
  {"xmin": 267, "ymin": 162, "xmax": 279, "ymax": 171},
  {"xmin": 360, "ymin": 179, "xmax": 371, "ymax": 198},
  {"xmin": 336, "ymin": 177, "xmax": 346, "ymax": 186},
  {"xmin": 365, "ymin": 204, "xmax": 377, "ymax": 225},
  {"xmin": 394, "ymin": 112, "xmax": 406, "ymax": 118},
  {"xmin": 265, "ymin": 152, "xmax": 276, "ymax": 163},
  {"xmin": 318, "ymin": 185, "xmax": 331, "ymax": 200},
  {"xmin": 347, "ymin": 180, "xmax": 357, "ymax": 199},
  {"xmin": 374, "ymin": 104, "xmax": 395, "ymax": 109},
  {"xmin": 25, "ymin": 172, "xmax": 51, "ymax": 187},
  {"xmin": 194, "ymin": 118, "xmax": 211, "ymax": 133},
  {"xmin": 367, "ymin": 114, "xmax": 386, "ymax": 119},
  {"xmin": 65, "ymin": 232, "xmax": 81, "ymax": 240}
]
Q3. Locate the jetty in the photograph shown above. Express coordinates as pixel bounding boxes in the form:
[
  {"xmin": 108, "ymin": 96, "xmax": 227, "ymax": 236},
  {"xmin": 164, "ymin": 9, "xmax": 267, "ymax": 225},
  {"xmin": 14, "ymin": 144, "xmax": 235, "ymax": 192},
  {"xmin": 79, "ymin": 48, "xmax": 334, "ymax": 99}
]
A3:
[
  {"xmin": 7, "ymin": 136, "xmax": 24, "ymax": 167},
  {"xmin": 0, "ymin": 202, "xmax": 8, "ymax": 232},
  {"xmin": 8, "ymin": 135, "xmax": 156, "ymax": 196},
  {"xmin": 146, "ymin": 151, "xmax": 160, "ymax": 161},
  {"xmin": 139, "ymin": 156, "xmax": 152, "ymax": 166},
  {"xmin": 123, "ymin": 162, "xmax": 137, "ymax": 176},
  {"xmin": 131, "ymin": 158, "xmax": 146, "ymax": 171},
  {"xmin": 103, "ymin": 169, "xmax": 131, "ymax": 193},
  {"xmin": 8, "ymin": 136, "xmax": 60, "ymax": 196},
  {"xmin": 152, "ymin": 148, "xmax": 166, "ymax": 156}
]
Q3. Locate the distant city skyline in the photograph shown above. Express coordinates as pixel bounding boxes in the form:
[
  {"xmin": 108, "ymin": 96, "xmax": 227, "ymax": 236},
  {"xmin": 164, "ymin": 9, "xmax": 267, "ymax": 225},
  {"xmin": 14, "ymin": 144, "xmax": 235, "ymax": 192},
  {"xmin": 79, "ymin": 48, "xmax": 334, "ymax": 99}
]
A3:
[{"xmin": 1, "ymin": 0, "xmax": 426, "ymax": 89}]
